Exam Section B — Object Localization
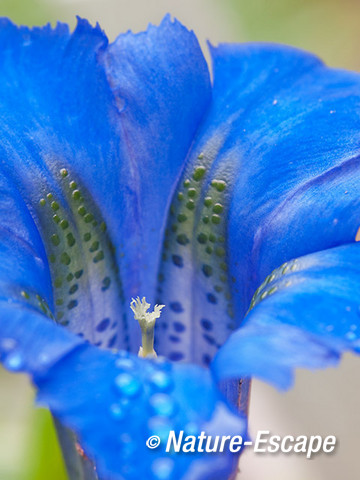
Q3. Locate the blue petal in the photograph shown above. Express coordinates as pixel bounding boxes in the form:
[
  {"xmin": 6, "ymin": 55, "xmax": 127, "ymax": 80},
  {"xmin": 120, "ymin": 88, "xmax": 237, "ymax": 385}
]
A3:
[
  {"xmin": 212, "ymin": 44, "xmax": 360, "ymax": 315},
  {"xmin": 0, "ymin": 17, "xmax": 210, "ymax": 350},
  {"xmin": 104, "ymin": 15, "xmax": 211, "ymax": 304},
  {"xmin": 36, "ymin": 346, "xmax": 245, "ymax": 480},
  {"xmin": 155, "ymin": 42, "xmax": 360, "ymax": 370},
  {"xmin": 213, "ymin": 243, "xmax": 360, "ymax": 389}
]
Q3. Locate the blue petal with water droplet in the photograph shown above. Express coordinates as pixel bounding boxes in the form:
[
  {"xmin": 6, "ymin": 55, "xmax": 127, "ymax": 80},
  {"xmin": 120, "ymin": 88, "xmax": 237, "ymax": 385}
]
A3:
[
  {"xmin": 213, "ymin": 243, "xmax": 360, "ymax": 389},
  {"xmin": 35, "ymin": 346, "xmax": 245, "ymax": 480}
]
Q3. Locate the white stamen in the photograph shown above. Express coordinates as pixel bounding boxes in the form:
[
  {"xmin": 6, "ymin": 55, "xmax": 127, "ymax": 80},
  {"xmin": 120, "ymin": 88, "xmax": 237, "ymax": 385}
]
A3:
[{"xmin": 130, "ymin": 296, "xmax": 165, "ymax": 358}]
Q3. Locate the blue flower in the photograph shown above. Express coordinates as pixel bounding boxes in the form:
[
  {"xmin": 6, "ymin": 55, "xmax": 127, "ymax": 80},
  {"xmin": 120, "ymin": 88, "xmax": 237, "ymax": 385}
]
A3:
[{"xmin": 0, "ymin": 13, "xmax": 360, "ymax": 480}]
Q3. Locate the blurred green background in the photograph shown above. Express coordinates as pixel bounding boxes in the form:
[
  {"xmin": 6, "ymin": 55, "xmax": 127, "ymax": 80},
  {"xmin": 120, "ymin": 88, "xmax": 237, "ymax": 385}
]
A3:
[{"xmin": 0, "ymin": 0, "xmax": 360, "ymax": 479}]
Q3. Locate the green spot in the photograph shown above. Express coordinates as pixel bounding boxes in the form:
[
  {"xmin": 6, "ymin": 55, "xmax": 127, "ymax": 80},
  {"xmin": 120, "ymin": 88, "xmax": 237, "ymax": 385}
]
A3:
[
  {"xmin": 54, "ymin": 277, "xmax": 63, "ymax": 288},
  {"xmin": 66, "ymin": 273, "xmax": 74, "ymax": 282},
  {"xmin": 66, "ymin": 233, "xmax": 76, "ymax": 247},
  {"xmin": 177, "ymin": 192, "xmax": 184, "ymax": 201},
  {"xmin": 197, "ymin": 233, "xmax": 207, "ymax": 244},
  {"xmin": 215, "ymin": 246, "xmax": 226, "ymax": 257},
  {"xmin": 204, "ymin": 197, "xmax": 212, "ymax": 207},
  {"xmin": 186, "ymin": 200, "xmax": 195, "ymax": 210},
  {"xmin": 202, "ymin": 216, "xmax": 209, "ymax": 224},
  {"xmin": 171, "ymin": 224, "xmax": 178, "ymax": 233},
  {"xmin": 188, "ymin": 188, "xmax": 197, "ymax": 198},
  {"xmin": 57, "ymin": 311, "xmax": 64, "ymax": 320},
  {"xmin": 202, "ymin": 265, "xmax": 213, "ymax": 277},
  {"xmin": 89, "ymin": 241, "xmax": 99, "ymax": 252},
  {"xmin": 69, "ymin": 181, "xmax": 77, "ymax": 190},
  {"xmin": 46, "ymin": 193, "xmax": 53, "ymax": 200},
  {"xmin": 213, "ymin": 203, "xmax": 224, "ymax": 214},
  {"xmin": 51, "ymin": 201, "xmax": 59, "ymax": 211},
  {"xmin": 39, "ymin": 303, "xmax": 47, "ymax": 314},
  {"xmin": 83, "ymin": 232, "xmax": 91, "ymax": 242},
  {"xmin": 21, "ymin": 291, "xmax": 30, "ymax": 300},
  {"xmin": 218, "ymin": 235, "xmax": 225, "ymax": 243},
  {"xmin": 39, "ymin": 198, "xmax": 46, "ymax": 207},
  {"xmin": 102, "ymin": 277, "xmax": 111, "ymax": 291},
  {"xmin": 60, "ymin": 168, "xmax": 68, "ymax": 178},
  {"xmin": 205, "ymin": 246, "xmax": 213, "ymax": 254},
  {"xmin": 60, "ymin": 220, "xmax": 69, "ymax": 230},
  {"xmin": 183, "ymin": 179, "xmax": 191, "ymax": 188},
  {"xmin": 100, "ymin": 222, "xmax": 107, "ymax": 233},
  {"xmin": 209, "ymin": 234, "xmax": 216, "ymax": 243},
  {"xmin": 211, "ymin": 214, "xmax": 221, "ymax": 225},
  {"xmin": 193, "ymin": 166, "xmax": 206, "ymax": 181},
  {"xmin": 84, "ymin": 213, "xmax": 94, "ymax": 223},
  {"xmin": 60, "ymin": 252, "xmax": 71, "ymax": 266},
  {"xmin": 211, "ymin": 180, "xmax": 226, "ymax": 192},
  {"xmin": 260, "ymin": 291, "xmax": 268, "ymax": 300},
  {"xmin": 78, "ymin": 206, "xmax": 86, "ymax": 216},
  {"xmin": 72, "ymin": 190, "xmax": 81, "ymax": 201},
  {"xmin": 176, "ymin": 234, "xmax": 189, "ymax": 246},
  {"xmin": 220, "ymin": 262, "xmax": 228, "ymax": 272},
  {"xmin": 214, "ymin": 285, "xmax": 223, "ymax": 293},
  {"xmin": 53, "ymin": 214, "xmax": 60, "ymax": 224},
  {"xmin": 227, "ymin": 306, "xmax": 234, "ymax": 318},
  {"xmin": 197, "ymin": 153, "xmax": 204, "ymax": 160},
  {"xmin": 67, "ymin": 300, "xmax": 78, "ymax": 310},
  {"xmin": 74, "ymin": 270, "xmax": 83, "ymax": 279},
  {"xmin": 51, "ymin": 234, "xmax": 60, "ymax": 247},
  {"xmin": 93, "ymin": 251, "xmax": 104, "ymax": 263},
  {"xmin": 49, "ymin": 254, "xmax": 56, "ymax": 263},
  {"xmin": 177, "ymin": 213, "xmax": 187, "ymax": 223},
  {"xmin": 56, "ymin": 299, "xmax": 64, "ymax": 306},
  {"xmin": 69, "ymin": 284, "xmax": 78, "ymax": 295},
  {"xmin": 268, "ymin": 286, "xmax": 278, "ymax": 295}
]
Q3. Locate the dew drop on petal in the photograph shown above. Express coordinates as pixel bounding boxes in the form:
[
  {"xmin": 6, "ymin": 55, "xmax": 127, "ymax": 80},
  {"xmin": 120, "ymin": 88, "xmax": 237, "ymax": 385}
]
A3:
[
  {"xmin": 0, "ymin": 338, "xmax": 17, "ymax": 352},
  {"xmin": 4, "ymin": 351, "xmax": 24, "ymax": 371},
  {"xmin": 149, "ymin": 370, "xmax": 173, "ymax": 392},
  {"xmin": 151, "ymin": 458, "xmax": 174, "ymax": 480},
  {"xmin": 115, "ymin": 357, "xmax": 135, "ymax": 370},
  {"xmin": 109, "ymin": 403, "xmax": 125, "ymax": 421},
  {"xmin": 114, "ymin": 373, "xmax": 141, "ymax": 397},
  {"xmin": 149, "ymin": 393, "xmax": 176, "ymax": 417}
]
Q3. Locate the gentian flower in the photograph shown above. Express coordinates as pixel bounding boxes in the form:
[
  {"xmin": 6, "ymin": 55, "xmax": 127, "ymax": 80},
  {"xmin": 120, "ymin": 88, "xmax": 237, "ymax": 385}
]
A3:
[{"xmin": 1, "ymin": 13, "xmax": 360, "ymax": 480}]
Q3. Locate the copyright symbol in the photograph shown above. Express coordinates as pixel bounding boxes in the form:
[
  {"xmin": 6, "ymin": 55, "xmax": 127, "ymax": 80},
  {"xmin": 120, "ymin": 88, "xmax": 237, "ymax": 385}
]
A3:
[{"xmin": 146, "ymin": 435, "xmax": 161, "ymax": 449}]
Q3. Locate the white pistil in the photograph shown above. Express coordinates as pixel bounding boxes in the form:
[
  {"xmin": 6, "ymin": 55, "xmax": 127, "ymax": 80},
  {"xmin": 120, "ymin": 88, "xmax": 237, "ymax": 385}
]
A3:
[{"xmin": 130, "ymin": 296, "xmax": 165, "ymax": 358}]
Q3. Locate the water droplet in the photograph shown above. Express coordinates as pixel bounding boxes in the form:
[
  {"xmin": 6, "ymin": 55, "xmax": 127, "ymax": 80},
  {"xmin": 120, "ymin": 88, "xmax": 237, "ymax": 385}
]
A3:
[
  {"xmin": 1, "ymin": 338, "xmax": 17, "ymax": 352},
  {"xmin": 115, "ymin": 357, "xmax": 134, "ymax": 370},
  {"xmin": 4, "ymin": 351, "xmax": 24, "ymax": 371},
  {"xmin": 149, "ymin": 371, "xmax": 173, "ymax": 392},
  {"xmin": 346, "ymin": 331, "xmax": 357, "ymax": 341},
  {"xmin": 114, "ymin": 373, "xmax": 141, "ymax": 397},
  {"xmin": 151, "ymin": 458, "xmax": 174, "ymax": 480},
  {"xmin": 149, "ymin": 393, "xmax": 176, "ymax": 417},
  {"xmin": 109, "ymin": 403, "xmax": 125, "ymax": 420}
]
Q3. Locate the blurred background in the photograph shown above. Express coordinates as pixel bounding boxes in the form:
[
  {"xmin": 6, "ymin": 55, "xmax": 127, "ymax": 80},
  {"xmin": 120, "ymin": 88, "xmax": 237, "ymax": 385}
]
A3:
[{"xmin": 0, "ymin": 0, "xmax": 360, "ymax": 479}]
